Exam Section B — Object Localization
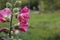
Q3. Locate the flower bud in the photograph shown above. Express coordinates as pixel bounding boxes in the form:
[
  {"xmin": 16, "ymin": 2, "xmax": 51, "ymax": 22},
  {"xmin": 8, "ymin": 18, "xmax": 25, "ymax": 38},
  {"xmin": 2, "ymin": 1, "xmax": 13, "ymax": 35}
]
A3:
[
  {"xmin": 6, "ymin": 2, "xmax": 12, "ymax": 8},
  {"xmin": 13, "ymin": 8, "xmax": 19, "ymax": 13},
  {"xmin": 14, "ymin": 1, "xmax": 22, "ymax": 7}
]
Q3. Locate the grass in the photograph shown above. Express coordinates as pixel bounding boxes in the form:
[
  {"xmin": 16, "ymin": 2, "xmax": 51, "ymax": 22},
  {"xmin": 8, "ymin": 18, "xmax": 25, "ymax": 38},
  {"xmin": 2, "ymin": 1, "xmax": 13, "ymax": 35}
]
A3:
[{"xmin": 0, "ymin": 11, "xmax": 60, "ymax": 40}]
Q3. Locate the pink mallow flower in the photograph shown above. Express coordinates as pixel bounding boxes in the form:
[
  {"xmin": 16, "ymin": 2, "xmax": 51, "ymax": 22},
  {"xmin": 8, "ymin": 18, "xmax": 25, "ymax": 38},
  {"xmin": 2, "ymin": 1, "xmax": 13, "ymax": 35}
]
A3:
[
  {"xmin": 0, "ymin": 28, "xmax": 7, "ymax": 32},
  {"xmin": 0, "ymin": 28, "xmax": 15, "ymax": 34},
  {"xmin": 0, "ymin": 8, "xmax": 11, "ymax": 22},
  {"xmin": 18, "ymin": 6, "xmax": 30, "ymax": 32},
  {"xmin": 0, "ymin": 8, "xmax": 12, "ymax": 18}
]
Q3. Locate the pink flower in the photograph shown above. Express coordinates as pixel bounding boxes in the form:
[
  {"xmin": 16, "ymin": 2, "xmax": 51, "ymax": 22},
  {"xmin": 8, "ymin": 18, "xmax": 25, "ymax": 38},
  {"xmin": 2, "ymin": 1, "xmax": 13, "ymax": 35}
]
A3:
[
  {"xmin": 18, "ymin": 6, "xmax": 30, "ymax": 32},
  {"xmin": 0, "ymin": 8, "xmax": 12, "ymax": 18},
  {"xmin": 0, "ymin": 8, "xmax": 11, "ymax": 22},
  {"xmin": 0, "ymin": 28, "xmax": 7, "ymax": 32}
]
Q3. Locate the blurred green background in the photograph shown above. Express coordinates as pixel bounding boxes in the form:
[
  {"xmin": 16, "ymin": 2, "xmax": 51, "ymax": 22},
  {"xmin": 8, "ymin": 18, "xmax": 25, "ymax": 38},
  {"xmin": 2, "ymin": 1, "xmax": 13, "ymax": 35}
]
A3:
[{"xmin": 0, "ymin": 0, "xmax": 60, "ymax": 10}]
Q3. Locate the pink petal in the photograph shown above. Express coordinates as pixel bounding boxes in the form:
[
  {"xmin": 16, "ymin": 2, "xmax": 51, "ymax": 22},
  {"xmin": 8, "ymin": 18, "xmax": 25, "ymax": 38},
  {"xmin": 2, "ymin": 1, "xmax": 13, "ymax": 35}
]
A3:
[
  {"xmin": 19, "ymin": 23, "xmax": 28, "ymax": 32},
  {"xmin": 20, "ymin": 6, "xmax": 30, "ymax": 14},
  {"xmin": 3, "ymin": 8, "xmax": 12, "ymax": 18},
  {"xmin": 0, "ymin": 8, "xmax": 11, "ymax": 18},
  {"xmin": 0, "ymin": 14, "xmax": 6, "ymax": 22}
]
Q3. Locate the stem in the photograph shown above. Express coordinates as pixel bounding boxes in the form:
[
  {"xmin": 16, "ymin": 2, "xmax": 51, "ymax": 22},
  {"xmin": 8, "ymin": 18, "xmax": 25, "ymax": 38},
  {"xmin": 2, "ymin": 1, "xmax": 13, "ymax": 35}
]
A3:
[
  {"xmin": 9, "ymin": 13, "xmax": 13, "ymax": 38},
  {"xmin": 9, "ymin": 0, "xmax": 14, "ymax": 38}
]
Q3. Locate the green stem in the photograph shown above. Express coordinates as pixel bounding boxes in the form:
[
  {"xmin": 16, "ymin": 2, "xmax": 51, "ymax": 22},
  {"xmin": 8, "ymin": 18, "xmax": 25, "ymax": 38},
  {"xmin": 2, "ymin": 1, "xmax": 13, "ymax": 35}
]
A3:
[
  {"xmin": 9, "ymin": 13, "xmax": 13, "ymax": 38},
  {"xmin": 9, "ymin": 0, "xmax": 14, "ymax": 38}
]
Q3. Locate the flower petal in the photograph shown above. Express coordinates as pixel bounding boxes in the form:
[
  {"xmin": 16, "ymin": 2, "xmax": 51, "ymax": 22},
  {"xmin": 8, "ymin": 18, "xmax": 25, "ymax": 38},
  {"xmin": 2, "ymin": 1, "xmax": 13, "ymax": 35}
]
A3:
[{"xmin": 0, "ymin": 14, "xmax": 6, "ymax": 22}]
